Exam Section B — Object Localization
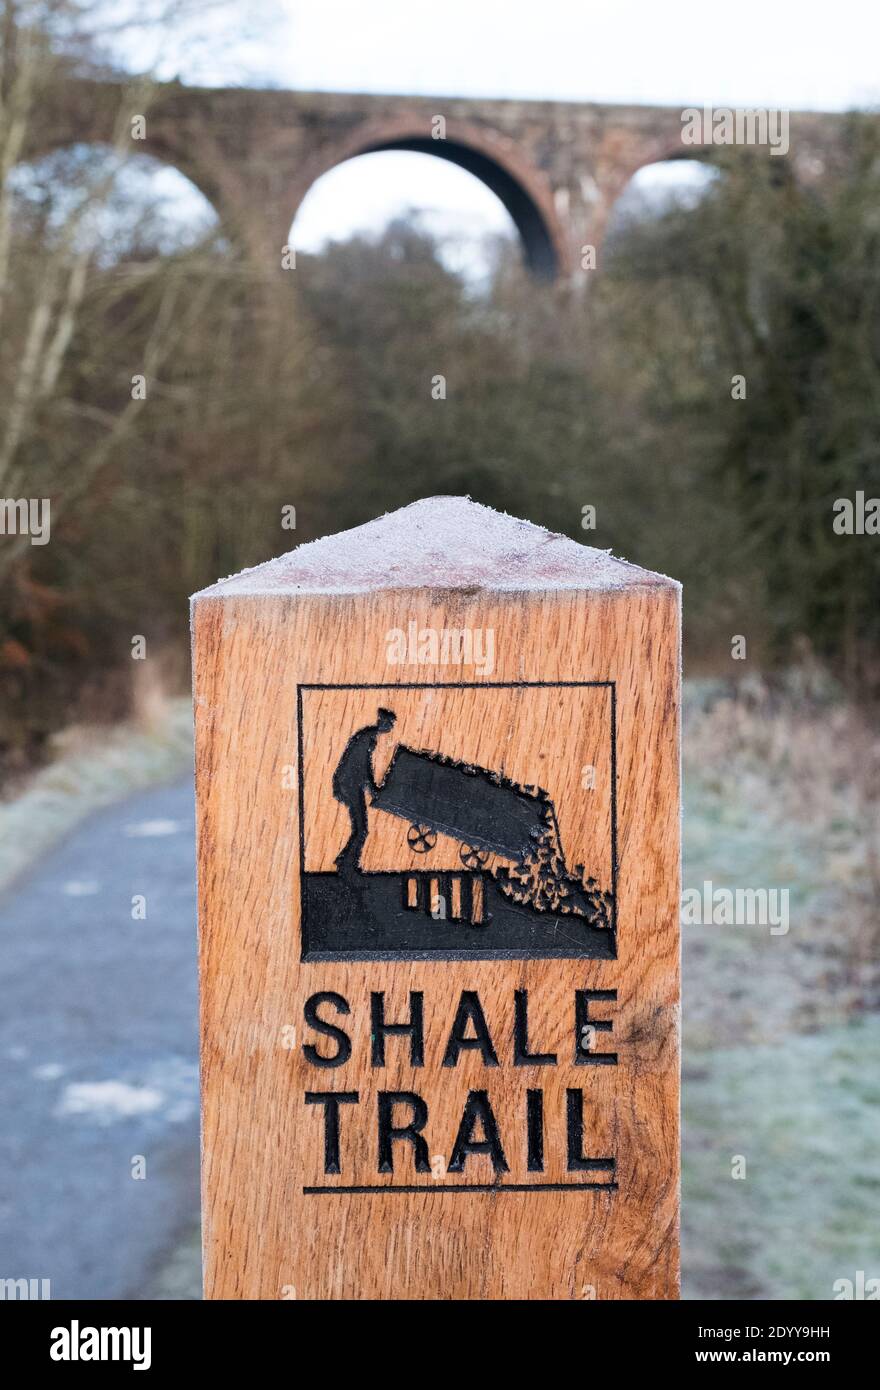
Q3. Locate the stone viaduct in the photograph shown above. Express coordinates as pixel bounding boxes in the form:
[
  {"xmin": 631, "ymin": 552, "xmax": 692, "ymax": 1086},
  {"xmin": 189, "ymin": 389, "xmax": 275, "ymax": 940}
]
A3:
[{"xmin": 38, "ymin": 79, "xmax": 850, "ymax": 278}]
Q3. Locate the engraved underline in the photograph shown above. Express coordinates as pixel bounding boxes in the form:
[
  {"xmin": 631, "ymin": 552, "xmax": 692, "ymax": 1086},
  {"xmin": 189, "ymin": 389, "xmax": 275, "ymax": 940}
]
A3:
[{"xmin": 304, "ymin": 1181, "xmax": 618, "ymax": 1194}]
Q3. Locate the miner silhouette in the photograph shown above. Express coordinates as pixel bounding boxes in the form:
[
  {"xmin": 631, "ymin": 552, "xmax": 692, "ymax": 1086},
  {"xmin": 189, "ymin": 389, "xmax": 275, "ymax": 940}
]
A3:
[{"xmin": 332, "ymin": 708, "xmax": 397, "ymax": 875}]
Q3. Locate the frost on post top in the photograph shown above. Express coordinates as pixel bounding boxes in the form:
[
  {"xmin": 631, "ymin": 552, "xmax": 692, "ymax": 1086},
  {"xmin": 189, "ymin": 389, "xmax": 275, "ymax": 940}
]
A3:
[{"xmin": 191, "ymin": 495, "xmax": 679, "ymax": 599}]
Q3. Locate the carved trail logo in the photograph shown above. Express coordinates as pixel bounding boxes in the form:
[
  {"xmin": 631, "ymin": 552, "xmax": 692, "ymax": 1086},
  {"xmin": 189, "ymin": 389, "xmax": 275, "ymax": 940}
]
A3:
[{"xmin": 297, "ymin": 682, "xmax": 617, "ymax": 961}]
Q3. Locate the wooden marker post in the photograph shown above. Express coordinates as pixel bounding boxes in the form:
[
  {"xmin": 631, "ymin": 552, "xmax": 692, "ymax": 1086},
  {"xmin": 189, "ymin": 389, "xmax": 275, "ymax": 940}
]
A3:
[{"xmin": 192, "ymin": 497, "xmax": 681, "ymax": 1300}]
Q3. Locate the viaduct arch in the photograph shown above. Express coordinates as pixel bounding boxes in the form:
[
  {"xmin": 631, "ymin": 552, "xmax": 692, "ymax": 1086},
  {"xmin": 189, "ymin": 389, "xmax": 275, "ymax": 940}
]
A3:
[{"xmin": 34, "ymin": 79, "xmax": 849, "ymax": 278}]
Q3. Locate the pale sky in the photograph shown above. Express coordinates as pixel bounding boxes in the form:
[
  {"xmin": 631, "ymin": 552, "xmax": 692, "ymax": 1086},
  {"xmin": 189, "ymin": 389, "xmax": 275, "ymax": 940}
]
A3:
[{"xmin": 209, "ymin": 0, "xmax": 877, "ymax": 110}]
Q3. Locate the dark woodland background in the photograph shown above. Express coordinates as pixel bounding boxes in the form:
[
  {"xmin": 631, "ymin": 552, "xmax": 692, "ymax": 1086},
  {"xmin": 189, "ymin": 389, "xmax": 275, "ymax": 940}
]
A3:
[{"xmin": 3, "ymin": 6, "xmax": 880, "ymax": 772}]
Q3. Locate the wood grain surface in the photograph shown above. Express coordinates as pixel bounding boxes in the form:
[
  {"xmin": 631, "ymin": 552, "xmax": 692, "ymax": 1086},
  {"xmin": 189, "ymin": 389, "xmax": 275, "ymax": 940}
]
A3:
[{"xmin": 193, "ymin": 513, "xmax": 680, "ymax": 1300}]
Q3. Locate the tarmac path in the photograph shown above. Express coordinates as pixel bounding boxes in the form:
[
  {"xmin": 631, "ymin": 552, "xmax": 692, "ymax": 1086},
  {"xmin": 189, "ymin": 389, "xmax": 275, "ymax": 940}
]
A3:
[{"xmin": 0, "ymin": 779, "xmax": 199, "ymax": 1300}]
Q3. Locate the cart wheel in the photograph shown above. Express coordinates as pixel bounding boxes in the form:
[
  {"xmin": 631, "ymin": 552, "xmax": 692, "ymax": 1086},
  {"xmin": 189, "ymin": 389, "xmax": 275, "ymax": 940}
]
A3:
[
  {"xmin": 460, "ymin": 843, "xmax": 489, "ymax": 869},
  {"xmin": 408, "ymin": 823, "xmax": 437, "ymax": 853}
]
